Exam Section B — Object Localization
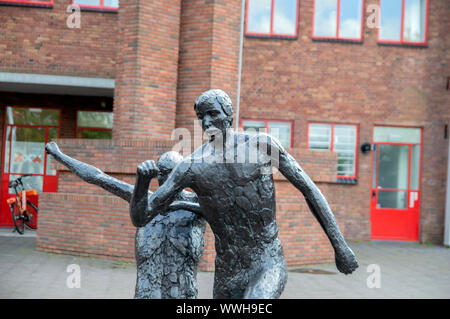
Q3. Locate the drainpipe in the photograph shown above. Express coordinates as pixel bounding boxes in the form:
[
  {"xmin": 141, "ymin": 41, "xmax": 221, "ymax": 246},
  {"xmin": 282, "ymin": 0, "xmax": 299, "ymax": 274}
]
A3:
[
  {"xmin": 235, "ymin": 0, "xmax": 245, "ymax": 131},
  {"xmin": 444, "ymin": 137, "xmax": 450, "ymax": 247}
]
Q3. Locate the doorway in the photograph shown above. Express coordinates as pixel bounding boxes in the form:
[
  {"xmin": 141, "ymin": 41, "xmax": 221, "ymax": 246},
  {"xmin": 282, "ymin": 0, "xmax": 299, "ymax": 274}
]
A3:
[
  {"xmin": 370, "ymin": 126, "xmax": 422, "ymax": 241},
  {"xmin": 0, "ymin": 106, "xmax": 60, "ymax": 227}
]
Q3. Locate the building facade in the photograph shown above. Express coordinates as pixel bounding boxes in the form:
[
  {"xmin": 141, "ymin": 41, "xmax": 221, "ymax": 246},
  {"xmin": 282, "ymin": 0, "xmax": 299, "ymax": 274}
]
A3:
[{"xmin": 0, "ymin": 0, "xmax": 448, "ymax": 270}]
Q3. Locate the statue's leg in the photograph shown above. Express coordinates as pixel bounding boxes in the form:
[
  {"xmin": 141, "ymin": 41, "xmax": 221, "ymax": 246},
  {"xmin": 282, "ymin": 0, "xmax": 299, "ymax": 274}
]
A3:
[
  {"xmin": 243, "ymin": 261, "xmax": 288, "ymax": 299},
  {"xmin": 46, "ymin": 142, "xmax": 134, "ymax": 202}
]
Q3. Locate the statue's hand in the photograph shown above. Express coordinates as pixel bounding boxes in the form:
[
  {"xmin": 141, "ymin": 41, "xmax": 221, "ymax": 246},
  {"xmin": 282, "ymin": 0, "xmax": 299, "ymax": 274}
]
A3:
[
  {"xmin": 45, "ymin": 142, "xmax": 60, "ymax": 156},
  {"xmin": 335, "ymin": 245, "xmax": 358, "ymax": 275},
  {"xmin": 137, "ymin": 160, "xmax": 159, "ymax": 180}
]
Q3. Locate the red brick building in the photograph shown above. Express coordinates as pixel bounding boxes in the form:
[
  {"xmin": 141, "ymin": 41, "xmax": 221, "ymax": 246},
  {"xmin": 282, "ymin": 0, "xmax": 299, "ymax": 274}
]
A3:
[{"xmin": 0, "ymin": 0, "xmax": 448, "ymax": 270}]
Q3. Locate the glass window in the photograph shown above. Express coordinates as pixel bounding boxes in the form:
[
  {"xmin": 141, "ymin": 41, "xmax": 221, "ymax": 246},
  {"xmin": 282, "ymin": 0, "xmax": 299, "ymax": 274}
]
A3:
[
  {"xmin": 313, "ymin": 0, "xmax": 338, "ymax": 38},
  {"xmin": 77, "ymin": 111, "xmax": 113, "ymax": 139},
  {"xmin": 308, "ymin": 123, "xmax": 332, "ymax": 151},
  {"xmin": 0, "ymin": 0, "xmax": 53, "ymax": 6},
  {"xmin": 403, "ymin": 0, "xmax": 427, "ymax": 42},
  {"xmin": 378, "ymin": 144, "xmax": 409, "ymax": 189},
  {"xmin": 374, "ymin": 126, "xmax": 421, "ymax": 144},
  {"xmin": 103, "ymin": 0, "xmax": 118, "ymax": 7},
  {"xmin": 74, "ymin": 0, "xmax": 100, "ymax": 5},
  {"xmin": 4, "ymin": 126, "xmax": 10, "ymax": 174},
  {"xmin": 379, "ymin": 0, "xmax": 428, "ymax": 44},
  {"xmin": 10, "ymin": 127, "xmax": 46, "ymax": 175},
  {"xmin": 246, "ymin": 0, "xmax": 298, "ymax": 37},
  {"xmin": 410, "ymin": 145, "xmax": 421, "ymax": 190},
  {"xmin": 79, "ymin": 129, "xmax": 112, "ymax": 139},
  {"xmin": 313, "ymin": 0, "xmax": 363, "ymax": 40},
  {"xmin": 247, "ymin": 0, "xmax": 272, "ymax": 34},
  {"xmin": 268, "ymin": 122, "xmax": 291, "ymax": 149},
  {"xmin": 77, "ymin": 111, "xmax": 113, "ymax": 129},
  {"xmin": 9, "ymin": 175, "xmax": 43, "ymax": 194},
  {"xmin": 338, "ymin": 0, "xmax": 363, "ymax": 39},
  {"xmin": 243, "ymin": 120, "xmax": 266, "ymax": 134},
  {"xmin": 377, "ymin": 190, "xmax": 407, "ymax": 209},
  {"xmin": 379, "ymin": 0, "xmax": 402, "ymax": 41},
  {"xmin": 242, "ymin": 120, "xmax": 292, "ymax": 148},
  {"xmin": 6, "ymin": 107, "xmax": 59, "ymax": 126},
  {"xmin": 272, "ymin": 0, "xmax": 298, "ymax": 36},
  {"xmin": 308, "ymin": 123, "xmax": 358, "ymax": 178},
  {"xmin": 334, "ymin": 125, "xmax": 357, "ymax": 177},
  {"xmin": 73, "ymin": 0, "xmax": 118, "ymax": 9}
]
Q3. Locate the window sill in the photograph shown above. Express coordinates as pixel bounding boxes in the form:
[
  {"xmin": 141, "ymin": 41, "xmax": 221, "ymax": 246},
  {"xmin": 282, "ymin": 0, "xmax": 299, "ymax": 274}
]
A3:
[
  {"xmin": 0, "ymin": 1, "xmax": 53, "ymax": 8},
  {"xmin": 336, "ymin": 178, "xmax": 358, "ymax": 185},
  {"xmin": 377, "ymin": 42, "xmax": 428, "ymax": 48},
  {"xmin": 312, "ymin": 37, "xmax": 363, "ymax": 45},
  {"xmin": 245, "ymin": 34, "xmax": 298, "ymax": 41},
  {"xmin": 78, "ymin": 6, "xmax": 118, "ymax": 13}
]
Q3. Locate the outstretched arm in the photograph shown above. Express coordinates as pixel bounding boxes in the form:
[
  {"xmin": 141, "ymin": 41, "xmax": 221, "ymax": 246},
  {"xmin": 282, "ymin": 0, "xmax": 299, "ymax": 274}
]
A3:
[
  {"xmin": 45, "ymin": 142, "xmax": 202, "ymax": 216},
  {"xmin": 45, "ymin": 142, "xmax": 134, "ymax": 202},
  {"xmin": 130, "ymin": 159, "xmax": 192, "ymax": 227},
  {"xmin": 264, "ymin": 136, "xmax": 358, "ymax": 274}
]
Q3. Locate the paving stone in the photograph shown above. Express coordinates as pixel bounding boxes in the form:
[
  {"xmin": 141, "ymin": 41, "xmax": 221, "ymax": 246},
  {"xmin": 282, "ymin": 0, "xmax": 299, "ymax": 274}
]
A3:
[{"xmin": 0, "ymin": 235, "xmax": 449, "ymax": 298}]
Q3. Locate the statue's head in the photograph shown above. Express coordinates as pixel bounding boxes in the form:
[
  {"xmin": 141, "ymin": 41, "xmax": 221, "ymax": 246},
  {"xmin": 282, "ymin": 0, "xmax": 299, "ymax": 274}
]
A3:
[
  {"xmin": 156, "ymin": 151, "xmax": 183, "ymax": 186},
  {"xmin": 194, "ymin": 89, "xmax": 233, "ymax": 139}
]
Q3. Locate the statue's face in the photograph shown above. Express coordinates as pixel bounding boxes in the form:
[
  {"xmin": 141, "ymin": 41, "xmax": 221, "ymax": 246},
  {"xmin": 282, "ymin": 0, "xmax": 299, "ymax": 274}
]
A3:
[
  {"xmin": 157, "ymin": 169, "xmax": 170, "ymax": 186},
  {"xmin": 196, "ymin": 100, "xmax": 230, "ymax": 139}
]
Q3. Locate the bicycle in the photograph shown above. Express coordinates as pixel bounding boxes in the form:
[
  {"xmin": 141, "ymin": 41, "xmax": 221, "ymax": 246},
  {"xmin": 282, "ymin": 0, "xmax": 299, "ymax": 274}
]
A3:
[{"xmin": 7, "ymin": 174, "xmax": 39, "ymax": 234}]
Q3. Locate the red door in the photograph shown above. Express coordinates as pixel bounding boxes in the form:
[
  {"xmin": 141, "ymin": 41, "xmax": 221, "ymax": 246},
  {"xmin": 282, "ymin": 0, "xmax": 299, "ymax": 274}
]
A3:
[
  {"xmin": 370, "ymin": 126, "xmax": 422, "ymax": 241},
  {"xmin": 0, "ymin": 106, "xmax": 60, "ymax": 227}
]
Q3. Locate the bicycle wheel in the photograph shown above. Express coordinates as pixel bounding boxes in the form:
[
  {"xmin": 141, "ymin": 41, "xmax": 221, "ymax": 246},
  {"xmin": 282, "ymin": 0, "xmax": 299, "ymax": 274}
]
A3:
[
  {"xmin": 10, "ymin": 203, "xmax": 24, "ymax": 234},
  {"xmin": 24, "ymin": 201, "xmax": 38, "ymax": 229}
]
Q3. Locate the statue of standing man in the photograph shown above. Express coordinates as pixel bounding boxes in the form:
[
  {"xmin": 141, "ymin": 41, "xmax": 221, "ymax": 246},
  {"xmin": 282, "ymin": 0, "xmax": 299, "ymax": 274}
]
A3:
[{"xmin": 130, "ymin": 89, "xmax": 358, "ymax": 299}]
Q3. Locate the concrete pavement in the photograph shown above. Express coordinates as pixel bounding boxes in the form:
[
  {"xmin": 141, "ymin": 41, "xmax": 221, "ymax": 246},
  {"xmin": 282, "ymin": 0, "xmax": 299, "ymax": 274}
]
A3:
[{"xmin": 0, "ymin": 230, "xmax": 449, "ymax": 299}]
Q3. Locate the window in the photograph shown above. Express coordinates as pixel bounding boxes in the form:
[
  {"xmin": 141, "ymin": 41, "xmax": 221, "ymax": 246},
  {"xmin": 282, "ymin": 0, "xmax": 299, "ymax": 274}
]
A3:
[
  {"xmin": 0, "ymin": 0, "xmax": 53, "ymax": 7},
  {"xmin": 246, "ymin": 0, "xmax": 299, "ymax": 38},
  {"xmin": 308, "ymin": 123, "xmax": 358, "ymax": 179},
  {"xmin": 72, "ymin": 0, "xmax": 118, "ymax": 11},
  {"xmin": 77, "ymin": 111, "xmax": 113, "ymax": 139},
  {"xmin": 242, "ymin": 120, "xmax": 293, "ymax": 148},
  {"xmin": 378, "ymin": 0, "xmax": 428, "ymax": 45},
  {"xmin": 3, "ymin": 106, "xmax": 60, "ymax": 194},
  {"xmin": 312, "ymin": 0, "xmax": 364, "ymax": 41}
]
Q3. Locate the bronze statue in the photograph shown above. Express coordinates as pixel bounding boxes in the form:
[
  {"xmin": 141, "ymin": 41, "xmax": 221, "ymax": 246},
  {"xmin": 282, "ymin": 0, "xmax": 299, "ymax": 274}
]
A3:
[
  {"xmin": 45, "ymin": 143, "xmax": 205, "ymax": 298},
  {"xmin": 130, "ymin": 89, "xmax": 358, "ymax": 299}
]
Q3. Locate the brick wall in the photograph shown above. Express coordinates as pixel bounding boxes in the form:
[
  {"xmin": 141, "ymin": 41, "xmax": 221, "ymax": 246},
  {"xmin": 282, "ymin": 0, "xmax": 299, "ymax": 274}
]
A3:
[
  {"xmin": 0, "ymin": 0, "xmax": 118, "ymax": 78},
  {"xmin": 36, "ymin": 138, "xmax": 175, "ymax": 259},
  {"xmin": 240, "ymin": 0, "xmax": 450, "ymax": 243},
  {"xmin": 112, "ymin": 0, "xmax": 182, "ymax": 140},
  {"xmin": 176, "ymin": 0, "xmax": 241, "ymax": 134},
  {"xmin": 37, "ymin": 139, "xmax": 340, "ymax": 270},
  {"xmin": 0, "ymin": 92, "xmax": 113, "ymax": 176},
  {"xmin": 5, "ymin": 0, "xmax": 448, "ymax": 273}
]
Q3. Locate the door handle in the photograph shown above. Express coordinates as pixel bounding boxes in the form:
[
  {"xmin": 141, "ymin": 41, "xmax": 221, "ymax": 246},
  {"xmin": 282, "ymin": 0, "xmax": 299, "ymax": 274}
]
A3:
[{"xmin": 372, "ymin": 190, "xmax": 376, "ymax": 200}]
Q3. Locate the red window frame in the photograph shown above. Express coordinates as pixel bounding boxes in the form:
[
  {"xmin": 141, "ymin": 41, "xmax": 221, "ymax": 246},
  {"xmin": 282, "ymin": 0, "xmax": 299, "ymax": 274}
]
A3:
[
  {"xmin": 245, "ymin": 0, "xmax": 300, "ymax": 39},
  {"xmin": 307, "ymin": 122, "xmax": 359, "ymax": 179},
  {"xmin": 1, "ymin": 106, "xmax": 62, "ymax": 192},
  {"xmin": 0, "ymin": 0, "xmax": 53, "ymax": 7},
  {"xmin": 76, "ymin": 110, "xmax": 113, "ymax": 139},
  {"xmin": 377, "ymin": 0, "xmax": 429, "ymax": 46},
  {"xmin": 76, "ymin": 127, "xmax": 112, "ymax": 138},
  {"xmin": 72, "ymin": 0, "xmax": 118, "ymax": 12},
  {"xmin": 240, "ymin": 119, "xmax": 294, "ymax": 148},
  {"xmin": 311, "ymin": 0, "xmax": 365, "ymax": 42}
]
